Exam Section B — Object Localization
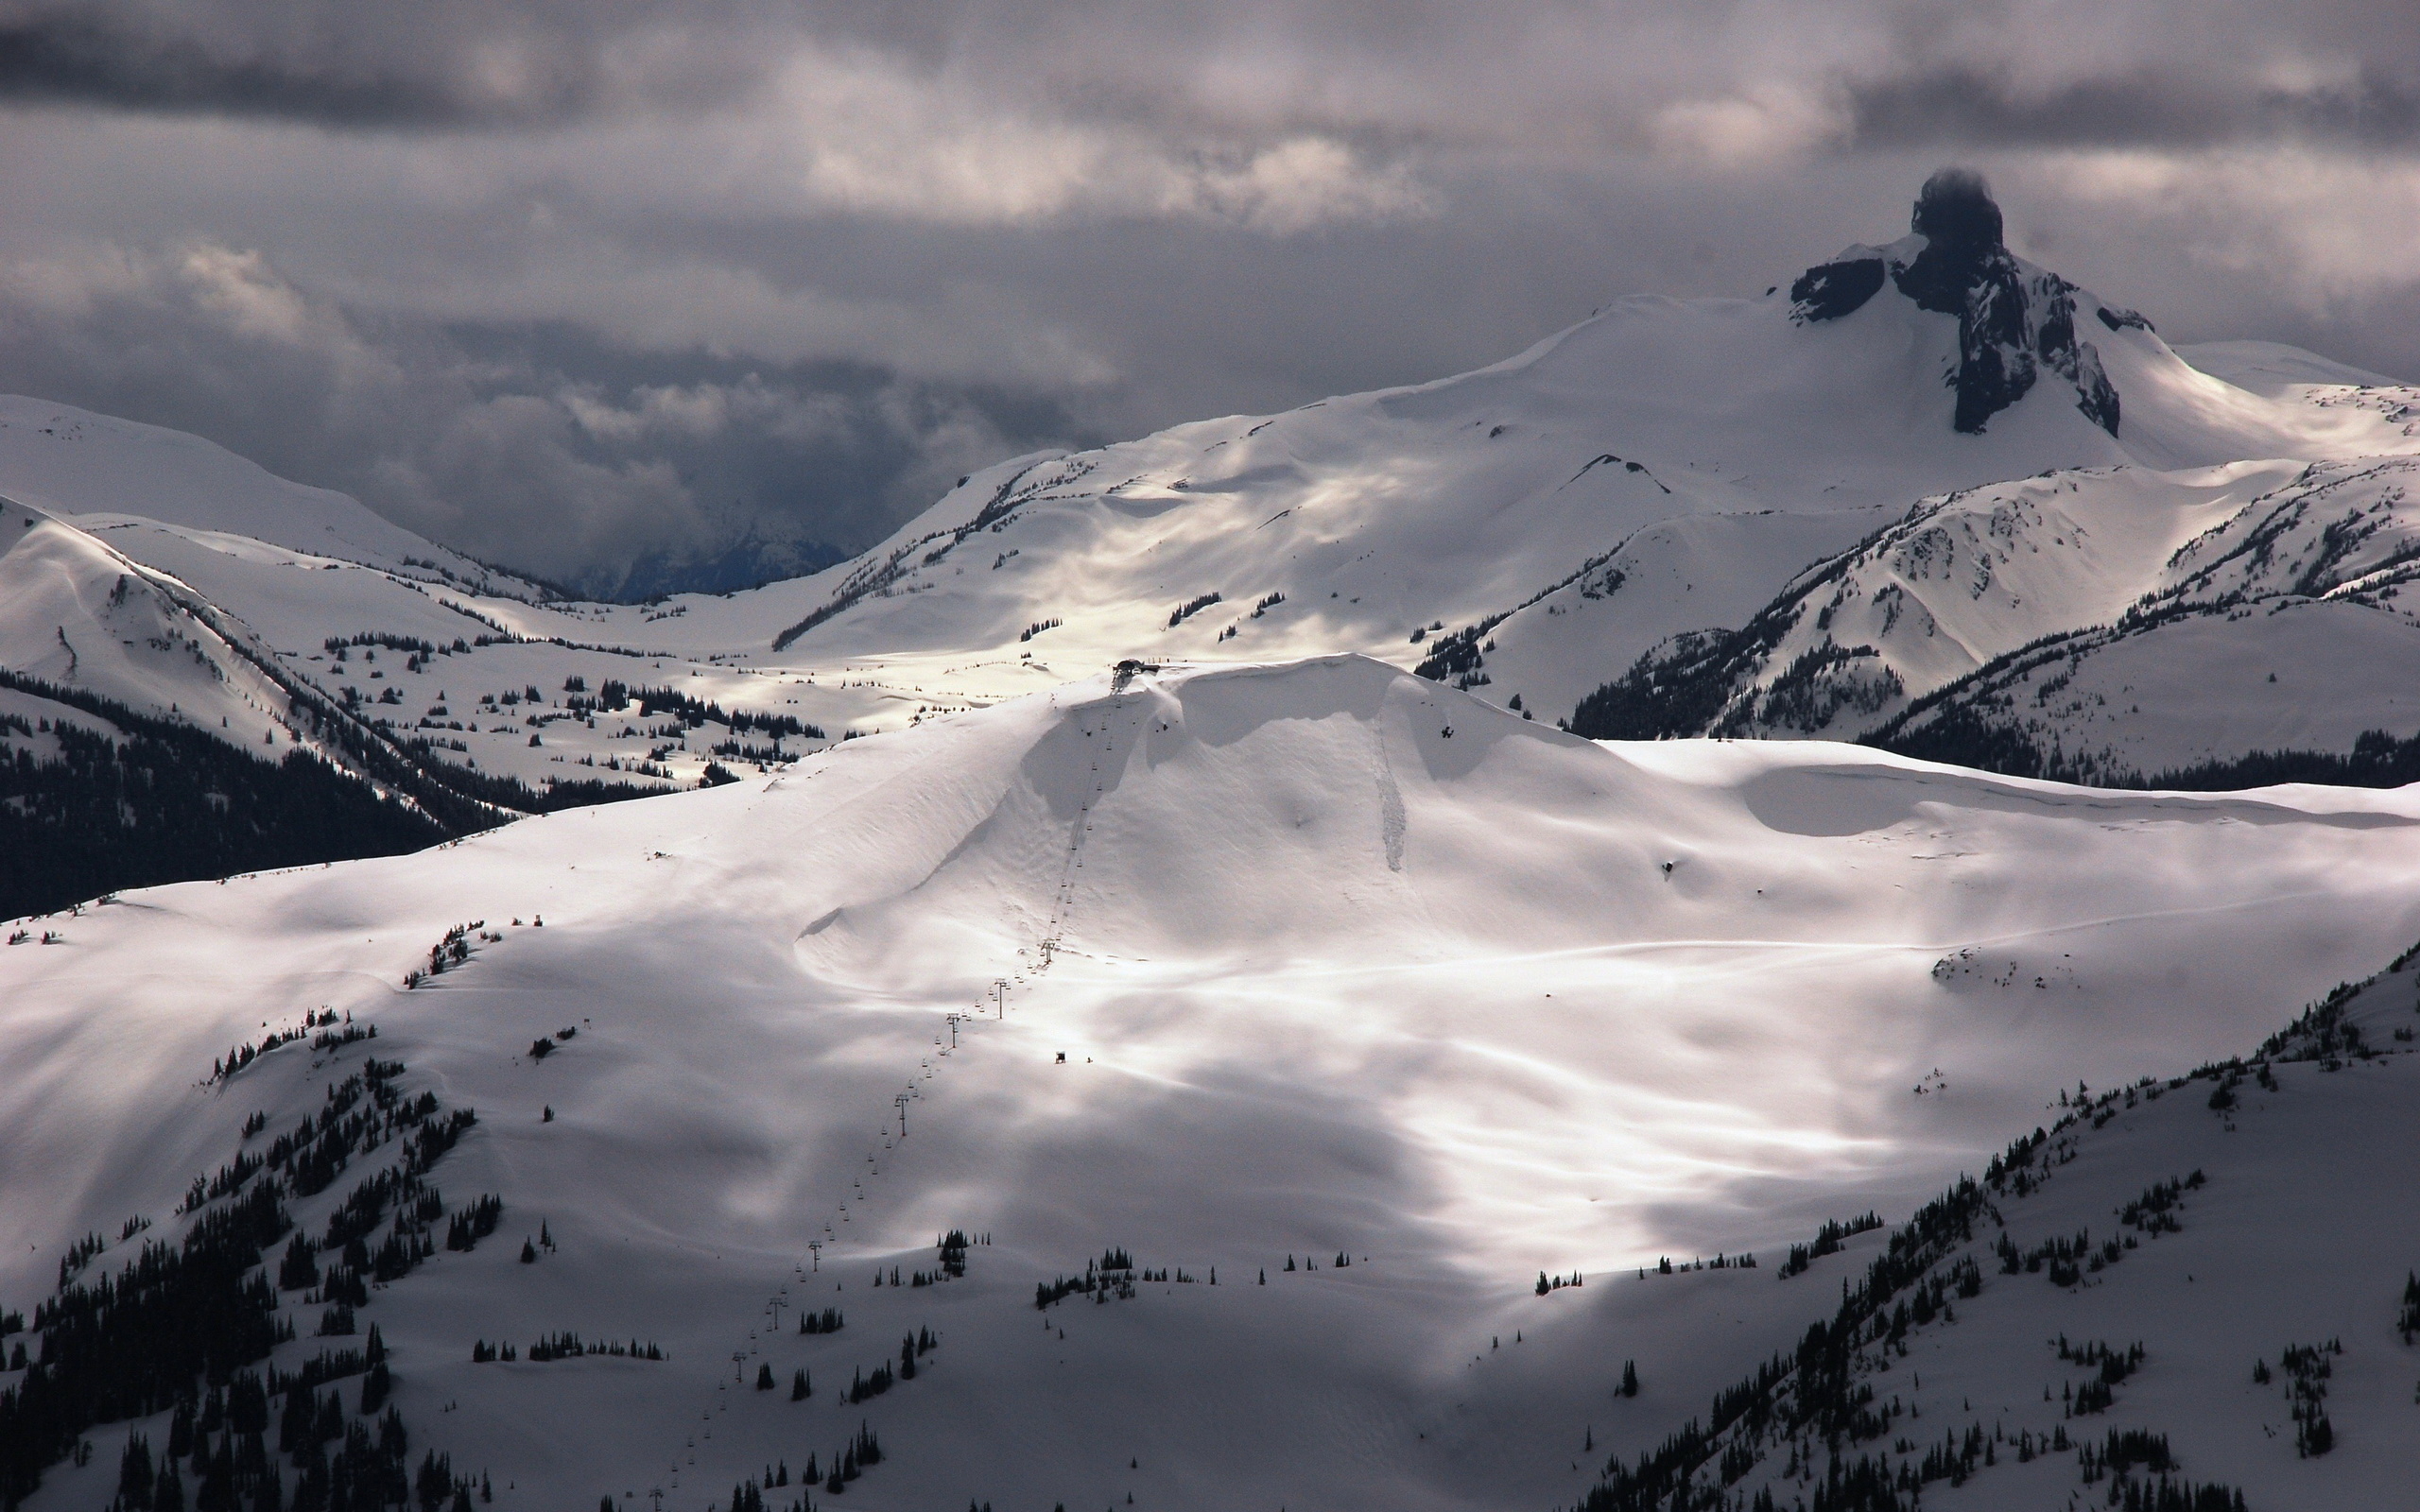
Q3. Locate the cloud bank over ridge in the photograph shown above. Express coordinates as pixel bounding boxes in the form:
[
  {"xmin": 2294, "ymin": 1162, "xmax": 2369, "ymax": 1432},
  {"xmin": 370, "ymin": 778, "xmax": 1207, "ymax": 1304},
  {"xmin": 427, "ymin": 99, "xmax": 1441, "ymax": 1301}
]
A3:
[{"xmin": 0, "ymin": 0, "xmax": 2412, "ymax": 586}]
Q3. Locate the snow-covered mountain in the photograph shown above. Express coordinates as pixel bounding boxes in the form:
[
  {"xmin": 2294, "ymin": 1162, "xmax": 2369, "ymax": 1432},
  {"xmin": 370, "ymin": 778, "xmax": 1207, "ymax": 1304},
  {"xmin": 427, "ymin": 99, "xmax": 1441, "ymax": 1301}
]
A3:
[
  {"xmin": 6, "ymin": 657, "xmax": 2420, "ymax": 1512},
  {"xmin": 726, "ymin": 172, "xmax": 2415, "ymax": 739},
  {"xmin": 1564, "ymin": 454, "xmax": 2420, "ymax": 780},
  {"xmin": 11, "ymin": 169, "xmax": 2418, "ymax": 892},
  {"xmin": 11, "ymin": 148, "xmax": 2420, "ymax": 1498}
]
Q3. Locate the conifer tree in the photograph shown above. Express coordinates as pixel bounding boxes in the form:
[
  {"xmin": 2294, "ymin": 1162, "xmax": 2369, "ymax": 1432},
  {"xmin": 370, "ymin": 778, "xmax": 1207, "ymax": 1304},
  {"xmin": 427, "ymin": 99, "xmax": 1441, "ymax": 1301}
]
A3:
[{"xmin": 119, "ymin": 1433, "xmax": 155, "ymax": 1505}]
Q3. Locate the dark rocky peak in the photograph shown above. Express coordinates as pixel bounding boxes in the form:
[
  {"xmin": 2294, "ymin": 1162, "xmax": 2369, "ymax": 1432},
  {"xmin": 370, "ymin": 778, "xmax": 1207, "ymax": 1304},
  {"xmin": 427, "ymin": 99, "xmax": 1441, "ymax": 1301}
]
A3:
[
  {"xmin": 1910, "ymin": 168, "xmax": 2002, "ymax": 257},
  {"xmin": 1895, "ymin": 167, "xmax": 2008, "ymax": 316},
  {"xmin": 1789, "ymin": 167, "xmax": 2121, "ymax": 438}
]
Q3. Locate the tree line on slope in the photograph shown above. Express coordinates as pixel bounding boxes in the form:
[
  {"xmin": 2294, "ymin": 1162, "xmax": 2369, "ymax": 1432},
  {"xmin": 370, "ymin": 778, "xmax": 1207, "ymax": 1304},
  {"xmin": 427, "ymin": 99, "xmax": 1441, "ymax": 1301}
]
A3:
[
  {"xmin": 0, "ymin": 1035, "xmax": 488, "ymax": 1512},
  {"xmin": 0, "ymin": 672, "xmax": 447, "ymax": 920},
  {"xmin": 1560, "ymin": 965, "xmax": 2420, "ymax": 1512},
  {"xmin": 0, "ymin": 662, "xmax": 703, "ymax": 921}
]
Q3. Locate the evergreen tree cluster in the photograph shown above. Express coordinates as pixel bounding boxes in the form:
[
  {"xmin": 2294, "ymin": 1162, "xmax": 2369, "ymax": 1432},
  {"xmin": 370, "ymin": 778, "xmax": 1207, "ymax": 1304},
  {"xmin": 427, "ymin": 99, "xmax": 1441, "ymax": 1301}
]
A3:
[
  {"xmin": 97, "ymin": 1374, "xmax": 472, "ymax": 1512},
  {"xmin": 936, "ymin": 1231, "xmax": 970, "ymax": 1280},
  {"xmin": 795, "ymin": 1309, "xmax": 843, "ymax": 1337},
  {"xmin": 209, "ymin": 1011, "xmax": 344, "ymax": 1086},
  {"xmin": 1643, "ymin": 1253, "xmax": 1755, "ymax": 1277},
  {"xmin": 400, "ymin": 926, "xmax": 485, "ymax": 990},
  {"xmin": 1410, "ymin": 613, "xmax": 1509, "ymax": 691},
  {"xmin": 2273, "ymin": 1339, "xmax": 2341, "ymax": 1457},
  {"xmin": 321, "ymin": 634, "xmax": 445, "ymax": 662},
  {"xmin": 732, "ymin": 1424, "xmax": 890, "ymax": 1503},
  {"xmin": 1034, "ymin": 1249, "xmax": 1142, "ymax": 1311},
  {"xmin": 58, "ymin": 1235, "xmax": 110, "ymax": 1290},
  {"xmin": 562, "ymin": 682, "xmax": 820, "ymax": 743},
  {"xmin": 0, "ymin": 1045, "xmax": 481, "ymax": 1510},
  {"xmin": 441, "ymin": 1198, "xmax": 503, "ymax": 1254},
  {"xmin": 0, "ymin": 672, "xmax": 448, "ymax": 920},
  {"xmin": 1167, "ymin": 593, "xmax": 1221, "ymax": 628},
  {"xmin": 494, "ymin": 1334, "xmax": 662, "ymax": 1365},
  {"xmin": 389, "ymin": 748, "xmax": 671, "ymax": 814},
  {"xmin": 840, "ymin": 1364, "xmax": 889, "ymax": 1405},
  {"xmin": 2098, "ymin": 1479, "xmax": 2248, "ymax": 1512},
  {"xmin": 0, "ymin": 1178, "xmax": 296, "ymax": 1507},
  {"xmin": 1994, "ymin": 1226, "xmax": 2132, "ymax": 1288},
  {"xmin": 836, "ymin": 1330, "xmax": 936, "ymax": 1405},
  {"xmin": 2051, "ymin": 1338, "xmax": 2142, "ymax": 1418},
  {"xmin": 716, "ymin": 1450, "xmax": 850, "ymax": 1512},
  {"xmin": 2256, "ymin": 974, "xmax": 2383, "ymax": 1068},
  {"xmin": 819, "ymin": 1423, "xmax": 882, "ymax": 1494},
  {"xmin": 1778, "ymin": 1213, "xmax": 1883, "ymax": 1279},
  {"xmin": 1981, "ymin": 1126, "xmax": 2069, "ymax": 1199},
  {"xmin": 2117, "ymin": 1173, "xmax": 2202, "ymax": 1235}
]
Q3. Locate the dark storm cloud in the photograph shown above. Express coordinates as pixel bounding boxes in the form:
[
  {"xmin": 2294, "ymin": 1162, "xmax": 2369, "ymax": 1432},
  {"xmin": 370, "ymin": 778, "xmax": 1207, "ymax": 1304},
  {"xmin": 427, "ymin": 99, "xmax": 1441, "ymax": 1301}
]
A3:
[
  {"xmin": 1847, "ymin": 65, "xmax": 2420, "ymax": 151},
  {"xmin": 0, "ymin": 243, "xmax": 1092, "ymax": 590},
  {"xmin": 0, "ymin": 11, "xmax": 483, "ymax": 126},
  {"xmin": 0, "ymin": 0, "xmax": 761, "ymax": 129},
  {"xmin": 0, "ymin": 0, "xmax": 2414, "ymax": 589}
]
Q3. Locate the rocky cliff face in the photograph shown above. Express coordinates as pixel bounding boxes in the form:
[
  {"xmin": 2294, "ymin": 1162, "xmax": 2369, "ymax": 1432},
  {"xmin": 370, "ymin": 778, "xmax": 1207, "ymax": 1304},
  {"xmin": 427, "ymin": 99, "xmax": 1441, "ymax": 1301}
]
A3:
[{"xmin": 1791, "ymin": 168, "xmax": 2122, "ymax": 438}]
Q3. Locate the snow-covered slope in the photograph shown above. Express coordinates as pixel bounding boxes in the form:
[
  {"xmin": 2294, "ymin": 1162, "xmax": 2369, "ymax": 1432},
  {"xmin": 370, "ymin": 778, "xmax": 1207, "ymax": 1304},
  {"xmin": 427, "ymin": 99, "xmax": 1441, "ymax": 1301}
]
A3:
[
  {"xmin": 2176, "ymin": 339, "xmax": 2409, "ymax": 396},
  {"xmin": 0, "ymin": 399, "xmax": 505, "ymax": 585},
  {"xmin": 1571, "ymin": 454, "xmax": 2420, "ymax": 777},
  {"xmin": 0, "ymin": 495, "xmax": 306, "ymax": 755},
  {"xmin": 7, "ymin": 658, "xmax": 2420, "ymax": 1512},
  {"xmin": 1577, "ymin": 945, "xmax": 2420, "ymax": 1512}
]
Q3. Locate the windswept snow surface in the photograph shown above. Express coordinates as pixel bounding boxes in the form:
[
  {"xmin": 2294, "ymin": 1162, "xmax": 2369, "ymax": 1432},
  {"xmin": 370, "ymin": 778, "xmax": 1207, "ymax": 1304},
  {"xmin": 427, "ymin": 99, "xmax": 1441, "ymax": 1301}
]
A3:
[{"xmin": 8, "ymin": 657, "xmax": 2420, "ymax": 1510}]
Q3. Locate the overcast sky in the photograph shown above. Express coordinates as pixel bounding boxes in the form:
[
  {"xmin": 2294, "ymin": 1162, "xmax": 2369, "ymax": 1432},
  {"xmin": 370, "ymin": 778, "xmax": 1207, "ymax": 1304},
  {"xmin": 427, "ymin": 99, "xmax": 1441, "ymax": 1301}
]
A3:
[{"xmin": 2, "ymin": 0, "xmax": 2414, "ymax": 590}]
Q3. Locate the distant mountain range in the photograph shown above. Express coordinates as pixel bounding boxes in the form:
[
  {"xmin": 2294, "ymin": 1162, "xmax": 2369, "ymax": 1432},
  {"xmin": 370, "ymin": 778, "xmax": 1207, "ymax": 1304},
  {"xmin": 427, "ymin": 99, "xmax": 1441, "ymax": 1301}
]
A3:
[
  {"xmin": 9, "ymin": 175, "xmax": 2419, "ymax": 915},
  {"xmin": 8, "ymin": 171, "xmax": 2420, "ymax": 1512}
]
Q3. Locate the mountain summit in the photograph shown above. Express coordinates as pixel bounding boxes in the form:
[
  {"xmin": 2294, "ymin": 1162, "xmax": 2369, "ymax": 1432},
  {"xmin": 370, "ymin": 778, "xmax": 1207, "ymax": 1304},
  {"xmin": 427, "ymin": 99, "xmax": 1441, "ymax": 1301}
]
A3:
[{"xmin": 1791, "ymin": 167, "xmax": 2122, "ymax": 435}]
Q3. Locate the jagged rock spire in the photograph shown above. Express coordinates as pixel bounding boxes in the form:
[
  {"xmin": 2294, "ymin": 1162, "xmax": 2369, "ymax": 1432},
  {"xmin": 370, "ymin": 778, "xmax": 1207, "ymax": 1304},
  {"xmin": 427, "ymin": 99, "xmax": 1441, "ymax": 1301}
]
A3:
[{"xmin": 1789, "ymin": 167, "xmax": 2120, "ymax": 438}]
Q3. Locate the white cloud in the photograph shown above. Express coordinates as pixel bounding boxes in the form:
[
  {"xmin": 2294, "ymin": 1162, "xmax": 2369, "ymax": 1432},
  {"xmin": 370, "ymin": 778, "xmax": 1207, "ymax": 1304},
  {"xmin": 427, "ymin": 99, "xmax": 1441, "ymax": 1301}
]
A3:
[
  {"xmin": 2033, "ymin": 149, "xmax": 2420, "ymax": 305},
  {"xmin": 1651, "ymin": 86, "xmax": 1847, "ymax": 169}
]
